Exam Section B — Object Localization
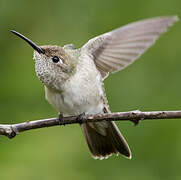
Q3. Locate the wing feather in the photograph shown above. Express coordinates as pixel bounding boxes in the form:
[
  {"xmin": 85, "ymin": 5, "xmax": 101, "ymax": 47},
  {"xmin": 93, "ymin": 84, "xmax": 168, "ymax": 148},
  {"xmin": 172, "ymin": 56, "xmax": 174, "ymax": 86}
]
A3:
[{"xmin": 81, "ymin": 16, "xmax": 178, "ymax": 79}]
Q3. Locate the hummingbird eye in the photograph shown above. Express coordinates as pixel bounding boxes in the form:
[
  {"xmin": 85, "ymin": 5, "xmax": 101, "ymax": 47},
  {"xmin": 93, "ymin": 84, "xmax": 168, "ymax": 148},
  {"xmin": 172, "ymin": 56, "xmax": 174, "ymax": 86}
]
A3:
[{"xmin": 52, "ymin": 56, "xmax": 62, "ymax": 63}]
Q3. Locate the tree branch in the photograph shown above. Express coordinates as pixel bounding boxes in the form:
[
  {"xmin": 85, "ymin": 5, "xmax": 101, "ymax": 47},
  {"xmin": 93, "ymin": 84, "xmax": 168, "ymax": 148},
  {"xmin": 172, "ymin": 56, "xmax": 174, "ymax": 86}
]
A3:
[{"xmin": 1, "ymin": 110, "xmax": 181, "ymax": 139}]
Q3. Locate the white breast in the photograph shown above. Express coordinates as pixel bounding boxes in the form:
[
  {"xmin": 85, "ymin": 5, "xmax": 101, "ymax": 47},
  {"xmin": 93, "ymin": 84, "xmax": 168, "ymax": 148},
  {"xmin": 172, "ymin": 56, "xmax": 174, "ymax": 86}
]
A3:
[{"xmin": 45, "ymin": 54, "xmax": 105, "ymax": 116}]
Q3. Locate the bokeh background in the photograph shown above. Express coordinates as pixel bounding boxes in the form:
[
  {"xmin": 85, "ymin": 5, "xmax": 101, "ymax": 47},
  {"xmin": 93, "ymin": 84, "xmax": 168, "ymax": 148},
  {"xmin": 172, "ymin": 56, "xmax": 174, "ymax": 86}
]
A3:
[{"xmin": 0, "ymin": 0, "xmax": 181, "ymax": 179}]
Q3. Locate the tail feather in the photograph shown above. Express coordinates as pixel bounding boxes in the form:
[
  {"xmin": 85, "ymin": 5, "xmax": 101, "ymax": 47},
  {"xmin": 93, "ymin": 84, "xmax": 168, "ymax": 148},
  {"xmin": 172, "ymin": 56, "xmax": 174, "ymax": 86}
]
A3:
[
  {"xmin": 81, "ymin": 121, "xmax": 131, "ymax": 159},
  {"xmin": 108, "ymin": 122, "xmax": 131, "ymax": 158}
]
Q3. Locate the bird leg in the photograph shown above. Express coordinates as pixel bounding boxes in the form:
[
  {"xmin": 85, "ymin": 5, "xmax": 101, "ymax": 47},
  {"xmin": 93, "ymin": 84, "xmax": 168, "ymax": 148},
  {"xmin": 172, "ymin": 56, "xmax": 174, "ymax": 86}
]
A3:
[
  {"xmin": 58, "ymin": 113, "xmax": 65, "ymax": 126},
  {"xmin": 76, "ymin": 112, "xmax": 85, "ymax": 124}
]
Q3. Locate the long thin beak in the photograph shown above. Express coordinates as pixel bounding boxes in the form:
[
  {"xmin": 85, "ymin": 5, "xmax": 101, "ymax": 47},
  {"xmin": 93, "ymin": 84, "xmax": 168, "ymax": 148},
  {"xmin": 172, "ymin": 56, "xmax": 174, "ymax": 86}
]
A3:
[{"xmin": 10, "ymin": 30, "xmax": 45, "ymax": 54}]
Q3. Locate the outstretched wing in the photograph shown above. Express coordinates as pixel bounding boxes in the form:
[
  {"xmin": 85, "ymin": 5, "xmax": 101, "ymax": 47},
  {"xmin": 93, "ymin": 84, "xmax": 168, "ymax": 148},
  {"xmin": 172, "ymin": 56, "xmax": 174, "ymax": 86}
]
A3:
[{"xmin": 81, "ymin": 16, "xmax": 178, "ymax": 79}]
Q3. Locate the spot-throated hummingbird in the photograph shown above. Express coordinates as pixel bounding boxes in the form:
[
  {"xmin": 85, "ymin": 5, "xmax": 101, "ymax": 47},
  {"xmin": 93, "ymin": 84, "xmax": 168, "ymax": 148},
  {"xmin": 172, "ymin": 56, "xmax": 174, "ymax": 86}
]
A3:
[{"xmin": 11, "ymin": 16, "xmax": 178, "ymax": 159}]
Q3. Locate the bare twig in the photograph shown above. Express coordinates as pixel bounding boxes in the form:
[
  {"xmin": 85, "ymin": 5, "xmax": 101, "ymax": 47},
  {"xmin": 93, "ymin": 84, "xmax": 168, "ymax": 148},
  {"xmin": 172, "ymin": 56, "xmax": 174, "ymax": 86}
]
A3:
[{"xmin": 1, "ymin": 110, "xmax": 181, "ymax": 139}]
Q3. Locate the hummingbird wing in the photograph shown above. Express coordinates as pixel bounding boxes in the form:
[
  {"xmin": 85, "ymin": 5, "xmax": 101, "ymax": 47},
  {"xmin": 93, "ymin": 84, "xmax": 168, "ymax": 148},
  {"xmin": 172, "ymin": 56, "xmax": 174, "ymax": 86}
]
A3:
[{"xmin": 82, "ymin": 16, "xmax": 178, "ymax": 79}]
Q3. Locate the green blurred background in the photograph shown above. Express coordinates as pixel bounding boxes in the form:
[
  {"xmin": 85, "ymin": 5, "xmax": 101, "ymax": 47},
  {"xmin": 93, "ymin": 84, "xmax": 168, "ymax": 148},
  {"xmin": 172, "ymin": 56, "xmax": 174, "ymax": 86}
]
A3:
[{"xmin": 0, "ymin": 0, "xmax": 181, "ymax": 179}]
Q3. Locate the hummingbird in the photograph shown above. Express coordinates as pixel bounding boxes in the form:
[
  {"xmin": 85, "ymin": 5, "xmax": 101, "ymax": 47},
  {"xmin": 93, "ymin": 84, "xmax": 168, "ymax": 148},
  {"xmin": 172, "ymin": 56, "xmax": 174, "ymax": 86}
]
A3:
[{"xmin": 11, "ymin": 16, "xmax": 178, "ymax": 160}]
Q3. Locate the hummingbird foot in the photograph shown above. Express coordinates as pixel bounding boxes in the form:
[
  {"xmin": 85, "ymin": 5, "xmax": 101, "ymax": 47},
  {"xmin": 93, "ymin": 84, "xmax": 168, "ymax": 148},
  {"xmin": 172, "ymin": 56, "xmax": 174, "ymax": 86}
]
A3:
[
  {"xmin": 58, "ymin": 113, "xmax": 65, "ymax": 126},
  {"xmin": 76, "ymin": 112, "xmax": 85, "ymax": 125}
]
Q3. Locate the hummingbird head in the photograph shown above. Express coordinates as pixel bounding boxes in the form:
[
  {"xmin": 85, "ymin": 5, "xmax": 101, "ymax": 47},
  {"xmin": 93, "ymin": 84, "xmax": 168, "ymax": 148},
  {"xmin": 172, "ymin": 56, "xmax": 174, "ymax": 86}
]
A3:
[{"xmin": 10, "ymin": 30, "xmax": 76, "ymax": 90}]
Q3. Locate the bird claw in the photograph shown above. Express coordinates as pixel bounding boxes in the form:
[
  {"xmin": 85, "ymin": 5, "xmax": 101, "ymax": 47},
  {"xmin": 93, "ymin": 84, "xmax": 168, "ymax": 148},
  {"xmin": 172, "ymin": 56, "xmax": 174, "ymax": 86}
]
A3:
[
  {"xmin": 58, "ymin": 114, "xmax": 65, "ymax": 126},
  {"xmin": 76, "ymin": 112, "xmax": 85, "ymax": 124}
]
